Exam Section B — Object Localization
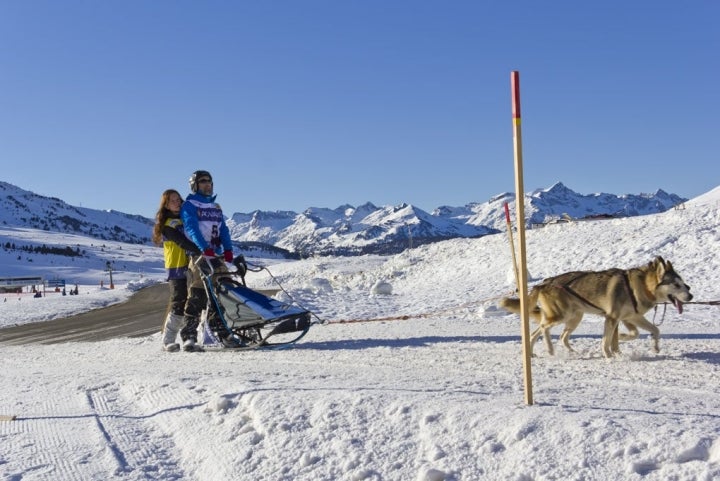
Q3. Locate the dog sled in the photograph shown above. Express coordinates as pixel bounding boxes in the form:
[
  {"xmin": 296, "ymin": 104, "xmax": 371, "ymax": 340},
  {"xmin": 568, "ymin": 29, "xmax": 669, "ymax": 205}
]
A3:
[{"xmin": 195, "ymin": 255, "xmax": 313, "ymax": 350}]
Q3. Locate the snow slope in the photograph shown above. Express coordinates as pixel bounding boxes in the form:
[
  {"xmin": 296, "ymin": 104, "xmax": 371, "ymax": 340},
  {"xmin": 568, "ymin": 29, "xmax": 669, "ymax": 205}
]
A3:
[{"xmin": 0, "ymin": 187, "xmax": 719, "ymax": 480}]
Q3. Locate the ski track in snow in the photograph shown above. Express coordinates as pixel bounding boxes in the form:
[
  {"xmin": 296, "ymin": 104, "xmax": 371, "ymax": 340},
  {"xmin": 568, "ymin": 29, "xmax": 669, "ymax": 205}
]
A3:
[{"xmin": 2, "ymin": 319, "xmax": 719, "ymax": 480}]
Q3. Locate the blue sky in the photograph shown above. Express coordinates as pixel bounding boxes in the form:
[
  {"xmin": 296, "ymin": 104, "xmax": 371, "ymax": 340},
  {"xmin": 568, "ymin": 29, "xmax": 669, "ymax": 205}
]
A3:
[{"xmin": 1, "ymin": 1, "xmax": 718, "ymax": 219}]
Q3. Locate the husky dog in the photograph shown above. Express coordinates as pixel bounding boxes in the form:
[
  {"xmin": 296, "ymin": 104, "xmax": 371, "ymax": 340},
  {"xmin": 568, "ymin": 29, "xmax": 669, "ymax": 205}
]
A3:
[{"xmin": 499, "ymin": 256, "xmax": 692, "ymax": 358}]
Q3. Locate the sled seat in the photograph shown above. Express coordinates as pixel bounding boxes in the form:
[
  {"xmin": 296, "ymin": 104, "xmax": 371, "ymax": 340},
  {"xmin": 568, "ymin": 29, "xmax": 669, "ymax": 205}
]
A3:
[{"xmin": 215, "ymin": 280, "xmax": 310, "ymax": 330}]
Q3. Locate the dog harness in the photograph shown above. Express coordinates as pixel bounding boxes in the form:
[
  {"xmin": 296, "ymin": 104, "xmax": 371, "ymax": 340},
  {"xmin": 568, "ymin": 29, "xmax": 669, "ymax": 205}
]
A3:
[{"xmin": 554, "ymin": 269, "xmax": 639, "ymax": 315}]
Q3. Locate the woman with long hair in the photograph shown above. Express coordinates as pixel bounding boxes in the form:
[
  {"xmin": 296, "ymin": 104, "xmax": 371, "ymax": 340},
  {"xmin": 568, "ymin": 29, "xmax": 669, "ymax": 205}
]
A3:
[{"xmin": 152, "ymin": 189, "xmax": 200, "ymax": 351}]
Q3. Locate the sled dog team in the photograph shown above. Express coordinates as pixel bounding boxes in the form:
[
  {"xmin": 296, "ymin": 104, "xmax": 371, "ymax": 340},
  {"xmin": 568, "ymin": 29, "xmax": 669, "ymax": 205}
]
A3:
[
  {"xmin": 156, "ymin": 172, "xmax": 694, "ymax": 358},
  {"xmin": 499, "ymin": 256, "xmax": 693, "ymax": 358}
]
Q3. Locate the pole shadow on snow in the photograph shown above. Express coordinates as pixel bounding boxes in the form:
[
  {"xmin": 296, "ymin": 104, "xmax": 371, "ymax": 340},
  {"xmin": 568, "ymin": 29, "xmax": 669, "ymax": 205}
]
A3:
[
  {"xmin": 680, "ymin": 351, "xmax": 720, "ymax": 365},
  {"xmin": 662, "ymin": 333, "xmax": 720, "ymax": 340},
  {"xmin": 534, "ymin": 402, "xmax": 720, "ymax": 420},
  {"xmin": 520, "ymin": 333, "xmax": 720, "ymax": 341},
  {"xmin": 293, "ymin": 332, "xmax": 720, "ymax": 352},
  {"xmin": 292, "ymin": 335, "xmax": 519, "ymax": 351}
]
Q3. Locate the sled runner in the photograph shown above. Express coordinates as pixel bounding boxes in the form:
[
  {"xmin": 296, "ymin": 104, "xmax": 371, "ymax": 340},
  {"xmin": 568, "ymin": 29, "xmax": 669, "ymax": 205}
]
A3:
[{"xmin": 195, "ymin": 255, "xmax": 313, "ymax": 350}]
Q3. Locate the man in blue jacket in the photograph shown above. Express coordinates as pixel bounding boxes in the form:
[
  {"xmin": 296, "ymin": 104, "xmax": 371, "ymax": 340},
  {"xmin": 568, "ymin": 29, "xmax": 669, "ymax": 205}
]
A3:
[{"xmin": 179, "ymin": 170, "xmax": 241, "ymax": 350}]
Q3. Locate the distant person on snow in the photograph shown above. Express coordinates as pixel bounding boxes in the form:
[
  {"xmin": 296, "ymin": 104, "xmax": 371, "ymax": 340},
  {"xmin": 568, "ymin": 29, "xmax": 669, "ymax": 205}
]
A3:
[
  {"xmin": 152, "ymin": 189, "xmax": 201, "ymax": 352},
  {"xmin": 180, "ymin": 170, "xmax": 241, "ymax": 350}
]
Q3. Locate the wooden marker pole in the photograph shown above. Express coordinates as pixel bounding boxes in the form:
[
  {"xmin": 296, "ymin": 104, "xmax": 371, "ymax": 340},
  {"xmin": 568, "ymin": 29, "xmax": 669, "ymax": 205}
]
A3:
[
  {"xmin": 511, "ymin": 71, "xmax": 533, "ymax": 405},
  {"xmin": 504, "ymin": 202, "xmax": 520, "ymax": 291}
]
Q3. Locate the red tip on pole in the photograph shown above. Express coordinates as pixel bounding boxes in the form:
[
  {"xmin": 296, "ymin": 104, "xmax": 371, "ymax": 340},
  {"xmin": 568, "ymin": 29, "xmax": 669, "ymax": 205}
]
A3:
[
  {"xmin": 511, "ymin": 71, "xmax": 521, "ymax": 120},
  {"xmin": 504, "ymin": 202, "xmax": 511, "ymax": 223}
]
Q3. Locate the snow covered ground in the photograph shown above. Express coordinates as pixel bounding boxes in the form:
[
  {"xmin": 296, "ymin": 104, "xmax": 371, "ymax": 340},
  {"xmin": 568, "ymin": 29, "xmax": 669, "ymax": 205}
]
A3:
[{"xmin": 1, "ymin": 187, "xmax": 719, "ymax": 480}]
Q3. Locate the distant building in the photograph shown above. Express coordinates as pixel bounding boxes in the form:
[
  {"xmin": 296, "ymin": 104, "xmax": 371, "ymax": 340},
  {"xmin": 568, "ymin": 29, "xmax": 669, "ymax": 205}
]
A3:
[{"xmin": 0, "ymin": 276, "xmax": 44, "ymax": 293}]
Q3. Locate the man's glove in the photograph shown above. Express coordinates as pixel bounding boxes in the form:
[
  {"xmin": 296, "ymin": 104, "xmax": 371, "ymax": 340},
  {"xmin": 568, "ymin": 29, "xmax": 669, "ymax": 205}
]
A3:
[
  {"xmin": 223, "ymin": 250, "xmax": 233, "ymax": 263},
  {"xmin": 203, "ymin": 248, "xmax": 215, "ymax": 258}
]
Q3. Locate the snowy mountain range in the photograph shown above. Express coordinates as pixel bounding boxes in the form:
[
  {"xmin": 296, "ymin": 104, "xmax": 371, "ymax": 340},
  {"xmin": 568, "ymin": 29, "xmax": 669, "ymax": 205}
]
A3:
[
  {"xmin": 0, "ymin": 180, "xmax": 686, "ymax": 257},
  {"xmin": 0, "ymin": 181, "xmax": 153, "ymax": 245}
]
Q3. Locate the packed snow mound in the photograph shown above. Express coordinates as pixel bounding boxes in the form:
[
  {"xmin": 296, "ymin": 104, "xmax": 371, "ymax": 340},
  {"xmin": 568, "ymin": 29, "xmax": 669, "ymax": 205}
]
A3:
[{"xmin": 371, "ymin": 280, "xmax": 393, "ymax": 295}]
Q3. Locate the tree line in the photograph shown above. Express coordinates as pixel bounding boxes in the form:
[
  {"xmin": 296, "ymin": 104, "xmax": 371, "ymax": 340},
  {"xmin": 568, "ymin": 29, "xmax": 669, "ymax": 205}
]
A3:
[{"xmin": 3, "ymin": 242, "xmax": 84, "ymax": 258}]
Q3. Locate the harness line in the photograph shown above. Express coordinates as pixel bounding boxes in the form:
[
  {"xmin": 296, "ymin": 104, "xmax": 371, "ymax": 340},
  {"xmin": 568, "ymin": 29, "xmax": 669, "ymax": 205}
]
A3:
[
  {"xmin": 327, "ymin": 293, "xmax": 511, "ymax": 324},
  {"xmin": 245, "ymin": 260, "xmax": 513, "ymax": 325}
]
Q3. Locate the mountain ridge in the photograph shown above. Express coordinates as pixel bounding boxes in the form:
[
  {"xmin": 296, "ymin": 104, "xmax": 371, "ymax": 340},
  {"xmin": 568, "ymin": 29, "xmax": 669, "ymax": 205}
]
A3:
[{"xmin": 0, "ymin": 180, "xmax": 687, "ymax": 257}]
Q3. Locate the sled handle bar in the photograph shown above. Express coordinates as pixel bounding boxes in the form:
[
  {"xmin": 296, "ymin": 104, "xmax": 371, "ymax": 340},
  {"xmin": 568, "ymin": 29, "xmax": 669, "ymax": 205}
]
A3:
[{"xmin": 194, "ymin": 254, "xmax": 247, "ymax": 286}]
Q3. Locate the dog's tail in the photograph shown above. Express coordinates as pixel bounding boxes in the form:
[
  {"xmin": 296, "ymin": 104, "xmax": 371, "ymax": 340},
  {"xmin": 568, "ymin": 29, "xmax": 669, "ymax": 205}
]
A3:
[{"xmin": 498, "ymin": 289, "xmax": 542, "ymax": 322}]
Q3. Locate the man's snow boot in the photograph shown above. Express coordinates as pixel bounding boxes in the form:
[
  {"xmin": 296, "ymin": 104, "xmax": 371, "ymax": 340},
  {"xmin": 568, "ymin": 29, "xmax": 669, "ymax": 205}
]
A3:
[{"xmin": 182, "ymin": 338, "xmax": 203, "ymax": 352}]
